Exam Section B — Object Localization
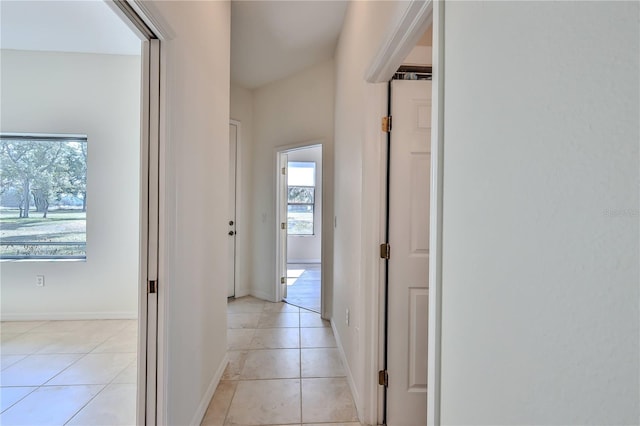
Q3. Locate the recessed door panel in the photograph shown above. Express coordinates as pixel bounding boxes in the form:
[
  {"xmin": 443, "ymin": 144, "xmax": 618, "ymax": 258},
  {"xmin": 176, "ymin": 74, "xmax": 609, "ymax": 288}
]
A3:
[
  {"xmin": 410, "ymin": 153, "xmax": 430, "ymax": 255},
  {"xmin": 408, "ymin": 288, "xmax": 428, "ymax": 391}
]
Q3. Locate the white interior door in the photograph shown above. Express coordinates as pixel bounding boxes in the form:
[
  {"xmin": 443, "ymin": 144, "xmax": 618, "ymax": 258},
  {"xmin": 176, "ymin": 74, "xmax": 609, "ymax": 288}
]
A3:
[
  {"xmin": 278, "ymin": 152, "xmax": 289, "ymax": 300},
  {"xmin": 387, "ymin": 79, "xmax": 431, "ymax": 425},
  {"xmin": 228, "ymin": 123, "xmax": 238, "ymax": 298},
  {"xmin": 137, "ymin": 37, "xmax": 160, "ymax": 426}
]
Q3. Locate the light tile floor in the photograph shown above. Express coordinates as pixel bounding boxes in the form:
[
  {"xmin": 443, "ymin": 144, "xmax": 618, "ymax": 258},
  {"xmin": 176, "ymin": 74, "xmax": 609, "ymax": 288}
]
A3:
[
  {"xmin": 285, "ymin": 264, "xmax": 321, "ymax": 313},
  {"xmin": 203, "ymin": 296, "xmax": 361, "ymax": 426},
  {"xmin": 0, "ymin": 319, "xmax": 137, "ymax": 425}
]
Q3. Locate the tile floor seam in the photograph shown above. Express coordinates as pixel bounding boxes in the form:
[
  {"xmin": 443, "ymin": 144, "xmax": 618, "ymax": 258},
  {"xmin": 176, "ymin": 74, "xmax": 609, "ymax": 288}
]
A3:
[
  {"xmin": 106, "ymin": 358, "xmax": 135, "ymax": 386},
  {"xmin": 0, "ymin": 387, "xmax": 38, "ymax": 414},
  {"xmin": 1, "ymin": 320, "xmax": 138, "ymax": 425},
  {"xmin": 61, "ymin": 383, "xmax": 109, "ymax": 426},
  {"xmin": 222, "ymin": 380, "xmax": 239, "ymax": 425},
  {"xmin": 219, "ymin": 297, "xmax": 357, "ymax": 426},
  {"xmin": 40, "ymin": 351, "xmax": 91, "ymax": 386},
  {"xmin": 299, "ymin": 310, "xmax": 303, "ymax": 424}
]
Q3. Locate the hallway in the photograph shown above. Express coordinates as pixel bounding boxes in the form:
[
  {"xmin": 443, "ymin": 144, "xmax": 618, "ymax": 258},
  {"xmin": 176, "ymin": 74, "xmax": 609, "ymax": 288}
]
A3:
[{"xmin": 202, "ymin": 296, "xmax": 360, "ymax": 425}]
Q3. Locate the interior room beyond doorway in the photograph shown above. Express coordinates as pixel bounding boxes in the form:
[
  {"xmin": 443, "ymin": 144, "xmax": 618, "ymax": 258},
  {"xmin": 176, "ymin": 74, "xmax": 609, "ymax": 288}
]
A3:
[{"xmin": 283, "ymin": 145, "xmax": 322, "ymax": 313}]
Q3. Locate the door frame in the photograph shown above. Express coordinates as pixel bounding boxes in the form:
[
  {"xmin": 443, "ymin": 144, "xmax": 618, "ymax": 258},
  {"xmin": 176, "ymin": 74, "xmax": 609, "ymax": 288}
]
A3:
[
  {"xmin": 274, "ymin": 141, "xmax": 324, "ymax": 308},
  {"xmin": 363, "ymin": 0, "xmax": 443, "ymax": 424},
  {"xmin": 276, "ymin": 151, "xmax": 289, "ymax": 302},
  {"xmin": 106, "ymin": 1, "xmax": 169, "ymax": 424}
]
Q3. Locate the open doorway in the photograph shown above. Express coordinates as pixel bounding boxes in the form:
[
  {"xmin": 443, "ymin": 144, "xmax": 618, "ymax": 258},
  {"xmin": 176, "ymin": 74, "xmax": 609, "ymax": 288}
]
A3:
[
  {"xmin": 276, "ymin": 144, "xmax": 323, "ymax": 313},
  {"xmin": 0, "ymin": 1, "xmax": 159, "ymax": 424}
]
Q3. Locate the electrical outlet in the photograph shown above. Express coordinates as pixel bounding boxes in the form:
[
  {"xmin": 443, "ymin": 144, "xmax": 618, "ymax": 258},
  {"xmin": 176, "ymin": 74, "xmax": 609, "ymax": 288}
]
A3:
[
  {"xmin": 346, "ymin": 308, "xmax": 350, "ymax": 326},
  {"xmin": 36, "ymin": 275, "xmax": 45, "ymax": 287}
]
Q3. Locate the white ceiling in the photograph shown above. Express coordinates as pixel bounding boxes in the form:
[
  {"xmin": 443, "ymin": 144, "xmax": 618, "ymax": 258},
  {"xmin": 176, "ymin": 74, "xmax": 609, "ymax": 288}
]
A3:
[
  {"xmin": 1, "ymin": 1, "xmax": 347, "ymax": 87},
  {"xmin": 231, "ymin": 0, "xmax": 348, "ymax": 89},
  {"xmin": 0, "ymin": 0, "xmax": 141, "ymax": 56}
]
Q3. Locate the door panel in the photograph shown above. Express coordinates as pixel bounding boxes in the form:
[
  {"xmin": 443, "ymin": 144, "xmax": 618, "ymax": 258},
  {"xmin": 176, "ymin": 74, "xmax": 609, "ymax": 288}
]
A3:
[
  {"xmin": 408, "ymin": 288, "xmax": 428, "ymax": 390},
  {"xmin": 387, "ymin": 79, "xmax": 431, "ymax": 426},
  {"xmin": 410, "ymin": 153, "xmax": 430, "ymax": 254},
  {"xmin": 228, "ymin": 123, "xmax": 238, "ymax": 298}
]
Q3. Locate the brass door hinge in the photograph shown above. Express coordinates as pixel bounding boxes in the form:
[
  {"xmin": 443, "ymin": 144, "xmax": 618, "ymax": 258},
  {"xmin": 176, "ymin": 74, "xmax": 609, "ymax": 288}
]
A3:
[
  {"xmin": 381, "ymin": 116, "xmax": 392, "ymax": 133},
  {"xmin": 281, "ymin": 277, "xmax": 286, "ymax": 284},
  {"xmin": 281, "ymin": 167, "xmax": 286, "ymax": 175},
  {"xmin": 380, "ymin": 243, "xmax": 390, "ymax": 260},
  {"xmin": 281, "ymin": 222, "xmax": 286, "ymax": 230},
  {"xmin": 378, "ymin": 370, "xmax": 388, "ymax": 387}
]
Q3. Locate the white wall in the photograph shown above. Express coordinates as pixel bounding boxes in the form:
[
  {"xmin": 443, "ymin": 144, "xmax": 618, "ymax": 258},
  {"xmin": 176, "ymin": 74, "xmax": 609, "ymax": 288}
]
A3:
[
  {"xmin": 332, "ymin": 1, "xmax": 412, "ymax": 420},
  {"xmin": 144, "ymin": 2, "xmax": 231, "ymax": 424},
  {"xmin": 230, "ymin": 83, "xmax": 254, "ymax": 297},
  {"xmin": 287, "ymin": 145, "xmax": 322, "ymax": 263},
  {"xmin": 0, "ymin": 49, "xmax": 140, "ymax": 320},
  {"xmin": 404, "ymin": 25, "xmax": 432, "ymax": 67},
  {"xmin": 251, "ymin": 60, "xmax": 334, "ymax": 303},
  {"xmin": 439, "ymin": 2, "xmax": 639, "ymax": 423}
]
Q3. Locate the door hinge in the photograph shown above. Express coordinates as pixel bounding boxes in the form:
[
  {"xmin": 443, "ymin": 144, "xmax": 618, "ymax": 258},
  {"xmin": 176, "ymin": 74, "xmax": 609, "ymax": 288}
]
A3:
[
  {"xmin": 281, "ymin": 276, "xmax": 286, "ymax": 284},
  {"xmin": 381, "ymin": 116, "xmax": 392, "ymax": 133},
  {"xmin": 378, "ymin": 370, "xmax": 388, "ymax": 387},
  {"xmin": 281, "ymin": 222, "xmax": 286, "ymax": 230},
  {"xmin": 148, "ymin": 280, "xmax": 157, "ymax": 294},
  {"xmin": 380, "ymin": 243, "xmax": 390, "ymax": 260},
  {"xmin": 281, "ymin": 167, "xmax": 286, "ymax": 175}
]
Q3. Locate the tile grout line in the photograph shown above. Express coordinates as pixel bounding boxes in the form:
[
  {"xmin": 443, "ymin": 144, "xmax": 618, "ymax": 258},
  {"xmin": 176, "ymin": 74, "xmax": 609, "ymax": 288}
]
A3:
[
  {"xmin": 299, "ymin": 307, "xmax": 303, "ymax": 425},
  {"xmin": 225, "ymin": 298, "xmax": 349, "ymax": 425},
  {"xmin": 62, "ymin": 383, "xmax": 109, "ymax": 426},
  {"xmin": 0, "ymin": 386, "xmax": 38, "ymax": 415},
  {"xmin": 0, "ymin": 320, "xmax": 138, "ymax": 424}
]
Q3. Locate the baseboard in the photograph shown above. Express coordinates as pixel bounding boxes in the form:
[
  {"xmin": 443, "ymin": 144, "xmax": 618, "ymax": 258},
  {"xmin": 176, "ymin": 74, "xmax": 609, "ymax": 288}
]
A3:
[
  {"xmin": 190, "ymin": 352, "xmax": 229, "ymax": 426},
  {"xmin": 251, "ymin": 288, "xmax": 275, "ymax": 303},
  {"xmin": 0, "ymin": 311, "xmax": 138, "ymax": 321},
  {"xmin": 234, "ymin": 288, "xmax": 250, "ymax": 298},
  {"xmin": 287, "ymin": 259, "xmax": 321, "ymax": 264},
  {"xmin": 331, "ymin": 319, "xmax": 362, "ymax": 422}
]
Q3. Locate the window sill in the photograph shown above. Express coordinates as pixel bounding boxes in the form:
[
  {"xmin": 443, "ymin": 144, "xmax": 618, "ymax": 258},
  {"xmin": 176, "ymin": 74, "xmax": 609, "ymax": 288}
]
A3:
[{"xmin": 1, "ymin": 257, "xmax": 87, "ymax": 263}]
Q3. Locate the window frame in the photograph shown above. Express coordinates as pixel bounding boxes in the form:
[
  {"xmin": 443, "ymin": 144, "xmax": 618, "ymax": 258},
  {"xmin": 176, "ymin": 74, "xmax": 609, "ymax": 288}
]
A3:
[
  {"xmin": 287, "ymin": 161, "xmax": 316, "ymax": 236},
  {"xmin": 0, "ymin": 133, "xmax": 88, "ymax": 261}
]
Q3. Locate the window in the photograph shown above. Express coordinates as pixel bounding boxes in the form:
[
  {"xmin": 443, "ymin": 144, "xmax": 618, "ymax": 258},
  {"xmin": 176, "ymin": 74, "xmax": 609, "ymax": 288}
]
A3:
[
  {"xmin": 0, "ymin": 134, "xmax": 87, "ymax": 260},
  {"xmin": 287, "ymin": 161, "xmax": 316, "ymax": 235}
]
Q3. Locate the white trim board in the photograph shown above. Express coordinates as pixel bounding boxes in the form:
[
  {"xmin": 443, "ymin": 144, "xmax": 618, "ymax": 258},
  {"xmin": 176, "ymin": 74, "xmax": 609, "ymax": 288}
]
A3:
[
  {"xmin": 0, "ymin": 311, "xmax": 139, "ymax": 321},
  {"xmin": 426, "ymin": 2, "xmax": 444, "ymax": 423},
  {"xmin": 250, "ymin": 288, "xmax": 274, "ymax": 303},
  {"xmin": 364, "ymin": 0, "xmax": 433, "ymax": 83},
  {"xmin": 190, "ymin": 353, "xmax": 229, "ymax": 426},
  {"xmin": 331, "ymin": 319, "xmax": 362, "ymax": 422}
]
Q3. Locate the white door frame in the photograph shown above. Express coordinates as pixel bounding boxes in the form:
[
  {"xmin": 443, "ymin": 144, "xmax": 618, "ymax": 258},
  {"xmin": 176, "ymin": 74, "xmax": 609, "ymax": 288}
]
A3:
[
  {"xmin": 106, "ymin": 1, "xmax": 170, "ymax": 424},
  {"xmin": 276, "ymin": 151, "xmax": 289, "ymax": 301},
  {"xmin": 363, "ymin": 0, "xmax": 442, "ymax": 425},
  {"xmin": 274, "ymin": 141, "xmax": 324, "ymax": 306}
]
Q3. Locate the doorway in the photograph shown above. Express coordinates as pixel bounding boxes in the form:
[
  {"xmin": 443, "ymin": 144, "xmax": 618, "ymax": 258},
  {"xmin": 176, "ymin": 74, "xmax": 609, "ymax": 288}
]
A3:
[
  {"xmin": 0, "ymin": 1, "xmax": 160, "ymax": 424},
  {"xmin": 276, "ymin": 144, "xmax": 323, "ymax": 313},
  {"xmin": 361, "ymin": 2, "xmax": 437, "ymax": 424}
]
